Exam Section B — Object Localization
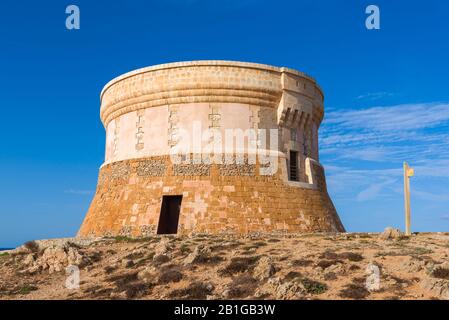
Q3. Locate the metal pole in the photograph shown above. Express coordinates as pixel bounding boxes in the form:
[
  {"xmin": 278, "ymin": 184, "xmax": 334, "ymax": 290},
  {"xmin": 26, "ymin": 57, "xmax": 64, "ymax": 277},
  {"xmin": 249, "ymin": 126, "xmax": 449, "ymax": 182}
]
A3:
[{"xmin": 403, "ymin": 162, "xmax": 413, "ymax": 236}]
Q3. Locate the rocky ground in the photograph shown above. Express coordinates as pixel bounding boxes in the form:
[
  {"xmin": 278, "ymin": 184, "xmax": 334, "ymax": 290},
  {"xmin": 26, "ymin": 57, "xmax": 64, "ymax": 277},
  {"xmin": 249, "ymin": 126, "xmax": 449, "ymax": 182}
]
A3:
[{"xmin": 1, "ymin": 229, "xmax": 449, "ymax": 300}]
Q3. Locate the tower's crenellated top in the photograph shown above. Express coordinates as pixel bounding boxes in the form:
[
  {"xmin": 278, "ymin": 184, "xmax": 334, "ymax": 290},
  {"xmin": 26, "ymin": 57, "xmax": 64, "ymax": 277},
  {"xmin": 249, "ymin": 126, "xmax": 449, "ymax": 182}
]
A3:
[{"xmin": 99, "ymin": 60, "xmax": 324, "ymax": 128}]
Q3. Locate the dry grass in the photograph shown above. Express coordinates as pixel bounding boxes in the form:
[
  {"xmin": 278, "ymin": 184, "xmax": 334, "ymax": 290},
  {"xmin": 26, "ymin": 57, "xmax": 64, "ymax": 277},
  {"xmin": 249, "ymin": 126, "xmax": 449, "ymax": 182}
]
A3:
[
  {"xmin": 107, "ymin": 272, "xmax": 153, "ymax": 299},
  {"xmin": 2, "ymin": 232, "xmax": 448, "ymax": 300},
  {"xmin": 226, "ymin": 275, "xmax": 259, "ymax": 298},
  {"xmin": 299, "ymin": 278, "xmax": 327, "ymax": 295},
  {"xmin": 317, "ymin": 259, "xmax": 343, "ymax": 269},
  {"xmin": 431, "ymin": 267, "xmax": 449, "ymax": 280},
  {"xmin": 291, "ymin": 259, "xmax": 314, "ymax": 267},
  {"xmin": 158, "ymin": 269, "xmax": 183, "ymax": 284},
  {"xmin": 168, "ymin": 281, "xmax": 214, "ymax": 299},
  {"xmin": 218, "ymin": 256, "xmax": 260, "ymax": 276},
  {"xmin": 24, "ymin": 241, "xmax": 39, "ymax": 253}
]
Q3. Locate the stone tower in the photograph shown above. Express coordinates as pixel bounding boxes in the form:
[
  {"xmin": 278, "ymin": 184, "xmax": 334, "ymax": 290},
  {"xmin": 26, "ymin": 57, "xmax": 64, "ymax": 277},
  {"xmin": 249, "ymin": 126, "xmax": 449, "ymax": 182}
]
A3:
[{"xmin": 78, "ymin": 61, "xmax": 344, "ymax": 237}]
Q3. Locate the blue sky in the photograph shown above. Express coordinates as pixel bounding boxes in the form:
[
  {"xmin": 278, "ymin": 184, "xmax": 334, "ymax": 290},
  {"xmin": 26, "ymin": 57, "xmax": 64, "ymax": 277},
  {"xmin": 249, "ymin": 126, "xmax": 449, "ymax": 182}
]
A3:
[{"xmin": 1, "ymin": 0, "xmax": 448, "ymax": 247}]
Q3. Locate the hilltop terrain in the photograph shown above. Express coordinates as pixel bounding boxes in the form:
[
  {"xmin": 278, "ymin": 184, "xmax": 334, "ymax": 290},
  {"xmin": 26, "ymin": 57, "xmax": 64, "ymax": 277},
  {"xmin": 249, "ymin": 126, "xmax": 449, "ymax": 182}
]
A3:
[{"xmin": 0, "ymin": 231, "xmax": 448, "ymax": 300}]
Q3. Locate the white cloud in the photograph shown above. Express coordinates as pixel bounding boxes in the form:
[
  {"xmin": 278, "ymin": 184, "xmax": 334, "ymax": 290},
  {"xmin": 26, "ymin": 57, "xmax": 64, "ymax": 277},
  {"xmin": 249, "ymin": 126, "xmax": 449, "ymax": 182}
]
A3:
[
  {"xmin": 320, "ymin": 102, "xmax": 449, "ymax": 206},
  {"xmin": 325, "ymin": 103, "xmax": 449, "ymax": 132},
  {"xmin": 356, "ymin": 92, "xmax": 395, "ymax": 101},
  {"xmin": 356, "ymin": 179, "xmax": 397, "ymax": 202},
  {"xmin": 64, "ymin": 189, "xmax": 93, "ymax": 195}
]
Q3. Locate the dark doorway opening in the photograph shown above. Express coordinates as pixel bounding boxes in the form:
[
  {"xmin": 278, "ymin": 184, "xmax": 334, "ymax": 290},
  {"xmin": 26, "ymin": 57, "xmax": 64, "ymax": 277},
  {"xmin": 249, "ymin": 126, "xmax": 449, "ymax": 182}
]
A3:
[
  {"xmin": 289, "ymin": 151, "xmax": 299, "ymax": 181},
  {"xmin": 157, "ymin": 195, "xmax": 182, "ymax": 234}
]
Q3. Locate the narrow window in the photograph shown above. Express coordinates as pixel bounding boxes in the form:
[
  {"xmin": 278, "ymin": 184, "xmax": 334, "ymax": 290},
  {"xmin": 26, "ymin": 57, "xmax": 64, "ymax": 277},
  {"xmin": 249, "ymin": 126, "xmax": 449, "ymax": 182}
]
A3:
[
  {"xmin": 291, "ymin": 128, "xmax": 298, "ymax": 141},
  {"xmin": 289, "ymin": 151, "xmax": 299, "ymax": 181}
]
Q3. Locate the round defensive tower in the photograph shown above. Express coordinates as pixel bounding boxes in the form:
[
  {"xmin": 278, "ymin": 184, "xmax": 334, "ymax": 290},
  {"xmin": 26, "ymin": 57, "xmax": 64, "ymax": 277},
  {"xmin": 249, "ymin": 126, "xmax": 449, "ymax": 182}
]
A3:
[{"xmin": 78, "ymin": 61, "xmax": 345, "ymax": 237}]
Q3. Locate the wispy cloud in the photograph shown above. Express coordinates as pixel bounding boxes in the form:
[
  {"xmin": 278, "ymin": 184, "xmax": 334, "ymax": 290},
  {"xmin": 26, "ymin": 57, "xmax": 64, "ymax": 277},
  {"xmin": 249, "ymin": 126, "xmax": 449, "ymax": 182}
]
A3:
[
  {"xmin": 356, "ymin": 92, "xmax": 395, "ymax": 101},
  {"xmin": 441, "ymin": 214, "xmax": 449, "ymax": 220},
  {"xmin": 321, "ymin": 102, "xmax": 449, "ymax": 163},
  {"xmin": 325, "ymin": 103, "xmax": 449, "ymax": 132},
  {"xmin": 64, "ymin": 189, "xmax": 93, "ymax": 195},
  {"xmin": 356, "ymin": 178, "xmax": 397, "ymax": 202},
  {"xmin": 320, "ymin": 102, "xmax": 449, "ymax": 206}
]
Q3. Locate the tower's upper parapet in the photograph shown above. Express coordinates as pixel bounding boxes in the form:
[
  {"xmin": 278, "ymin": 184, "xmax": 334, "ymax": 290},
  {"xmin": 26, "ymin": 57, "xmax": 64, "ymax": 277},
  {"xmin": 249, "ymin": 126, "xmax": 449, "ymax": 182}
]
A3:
[{"xmin": 99, "ymin": 60, "xmax": 324, "ymax": 128}]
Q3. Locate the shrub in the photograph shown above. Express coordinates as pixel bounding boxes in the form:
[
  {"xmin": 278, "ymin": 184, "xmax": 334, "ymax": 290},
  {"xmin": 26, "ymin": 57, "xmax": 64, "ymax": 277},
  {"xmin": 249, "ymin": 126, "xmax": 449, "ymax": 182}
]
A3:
[
  {"xmin": 319, "ymin": 250, "xmax": 339, "ymax": 260},
  {"xmin": 179, "ymin": 244, "xmax": 191, "ymax": 254},
  {"xmin": 104, "ymin": 265, "xmax": 117, "ymax": 274},
  {"xmin": 291, "ymin": 259, "xmax": 313, "ymax": 267},
  {"xmin": 338, "ymin": 283, "xmax": 370, "ymax": 299},
  {"xmin": 339, "ymin": 252, "xmax": 364, "ymax": 262},
  {"xmin": 122, "ymin": 282, "xmax": 152, "ymax": 299},
  {"xmin": 218, "ymin": 256, "xmax": 260, "ymax": 276},
  {"xmin": 158, "ymin": 269, "xmax": 183, "ymax": 284},
  {"xmin": 226, "ymin": 275, "xmax": 258, "ymax": 299},
  {"xmin": 284, "ymin": 271, "xmax": 302, "ymax": 281},
  {"xmin": 324, "ymin": 272, "xmax": 338, "ymax": 281},
  {"xmin": 317, "ymin": 259, "xmax": 342, "ymax": 269},
  {"xmin": 107, "ymin": 272, "xmax": 138, "ymax": 285},
  {"xmin": 18, "ymin": 285, "xmax": 38, "ymax": 295},
  {"xmin": 108, "ymin": 272, "xmax": 152, "ymax": 299},
  {"xmin": 300, "ymin": 278, "xmax": 327, "ymax": 295},
  {"xmin": 169, "ymin": 281, "xmax": 214, "ymax": 299},
  {"xmin": 24, "ymin": 241, "xmax": 39, "ymax": 253},
  {"xmin": 431, "ymin": 267, "xmax": 449, "ymax": 280},
  {"xmin": 152, "ymin": 254, "xmax": 170, "ymax": 266}
]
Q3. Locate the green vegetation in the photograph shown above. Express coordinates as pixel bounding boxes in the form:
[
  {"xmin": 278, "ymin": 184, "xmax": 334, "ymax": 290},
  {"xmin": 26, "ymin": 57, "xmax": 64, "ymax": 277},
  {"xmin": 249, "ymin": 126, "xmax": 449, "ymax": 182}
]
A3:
[
  {"xmin": 299, "ymin": 278, "xmax": 327, "ymax": 295},
  {"xmin": 18, "ymin": 285, "xmax": 38, "ymax": 295}
]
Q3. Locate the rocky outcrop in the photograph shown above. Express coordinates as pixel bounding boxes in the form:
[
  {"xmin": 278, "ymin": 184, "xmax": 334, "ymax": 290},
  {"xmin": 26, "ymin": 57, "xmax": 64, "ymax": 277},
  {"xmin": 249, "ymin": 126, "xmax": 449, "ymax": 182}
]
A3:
[{"xmin": 379, "ymin": 227, "xmax": 403, "ymax": 240}]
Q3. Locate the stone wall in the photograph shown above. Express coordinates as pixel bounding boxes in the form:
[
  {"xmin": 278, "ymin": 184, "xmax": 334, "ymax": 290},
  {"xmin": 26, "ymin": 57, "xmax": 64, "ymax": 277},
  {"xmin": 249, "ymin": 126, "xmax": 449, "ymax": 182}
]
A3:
[{"xmin": 79, "ymin": 156, "xmax": 344, "ymax": 237}]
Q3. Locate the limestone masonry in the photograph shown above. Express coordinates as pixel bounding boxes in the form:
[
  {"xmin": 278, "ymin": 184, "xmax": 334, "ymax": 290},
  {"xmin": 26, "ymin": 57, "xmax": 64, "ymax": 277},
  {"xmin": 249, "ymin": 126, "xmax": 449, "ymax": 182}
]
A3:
[{"xmin": 78, "ymin": 61, "xmax": 345, "ymax": 237}]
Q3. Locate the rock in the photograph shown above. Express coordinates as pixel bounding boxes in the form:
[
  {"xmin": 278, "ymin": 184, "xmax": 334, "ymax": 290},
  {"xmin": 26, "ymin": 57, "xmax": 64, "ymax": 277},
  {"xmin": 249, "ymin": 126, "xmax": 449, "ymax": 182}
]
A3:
[
  {"xmin": 152, "ymin": 254, "xmax": 170, "ymax": 265},
  {"xmin": 110, "ymin": 291, "xmax": 127, "ymax": 300},
  {"xmin": 40, "ymin": 246, "xmax": 69, "ymax": 273},
  {"xmin": 221, "ymin": 289, "xmax": 231, "ymax": 299},
  {"xmin": 253, "ymin": 256, "xmax": 276, "ymax": 281},
  {"xmin": 11, "ymin": 246, "xmax": 35, "ymax": 255},
  {"xmin": 275, "ymin": 281, "xmax": 304, "ymax": 300},
  {"xmin": 29, "ymin": 245, "xmax": 85, "ymax": 274},
  {"xmin": 138, "ymin": 266, "xmax": 157, "ymax": 281},
  {"xmin": 67, "ymin": 247, "xmax": 84, "ymax": 266},
  {"xmin": 205, "ymin": 282, "xmax": 215, "ymax": 292},
  {"xmin": 401, "ymin": 257, "xmax": 425, "ymax": 273},
  {"xmin": 121, "ymin": 259, "xmax": 134, "ymax": 268},
  {"xmin": 26, "ymin": 265, "xmax": 41, "ymax": 274},
  {"xmin": 425, "ymin": 262, "xmax": 436, "ymax": 275},
  {"xmin": 155, "ymin": 238, "xmax": 172, "ymax": 256},
  {"xmin": 421, "ymin": 278, "xmax": 449, "ymax": 300},
  {"xmin": 23, "ymin": 254, "xmax": 35, "ymax": 266},
  {"xmin": 380, "ymin": 227, "xmax": 403, "ymax": 240},
  {"xmin": 326, "ymin": 263, "xmax": 346, "ymax": 275},
  {"xmin": 183, "ymin": 245, "xmax": 211, "ymax": 265},
  {"xmin": 255, "ymin": 277, "xmax": 304, "ymax": 299}
]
